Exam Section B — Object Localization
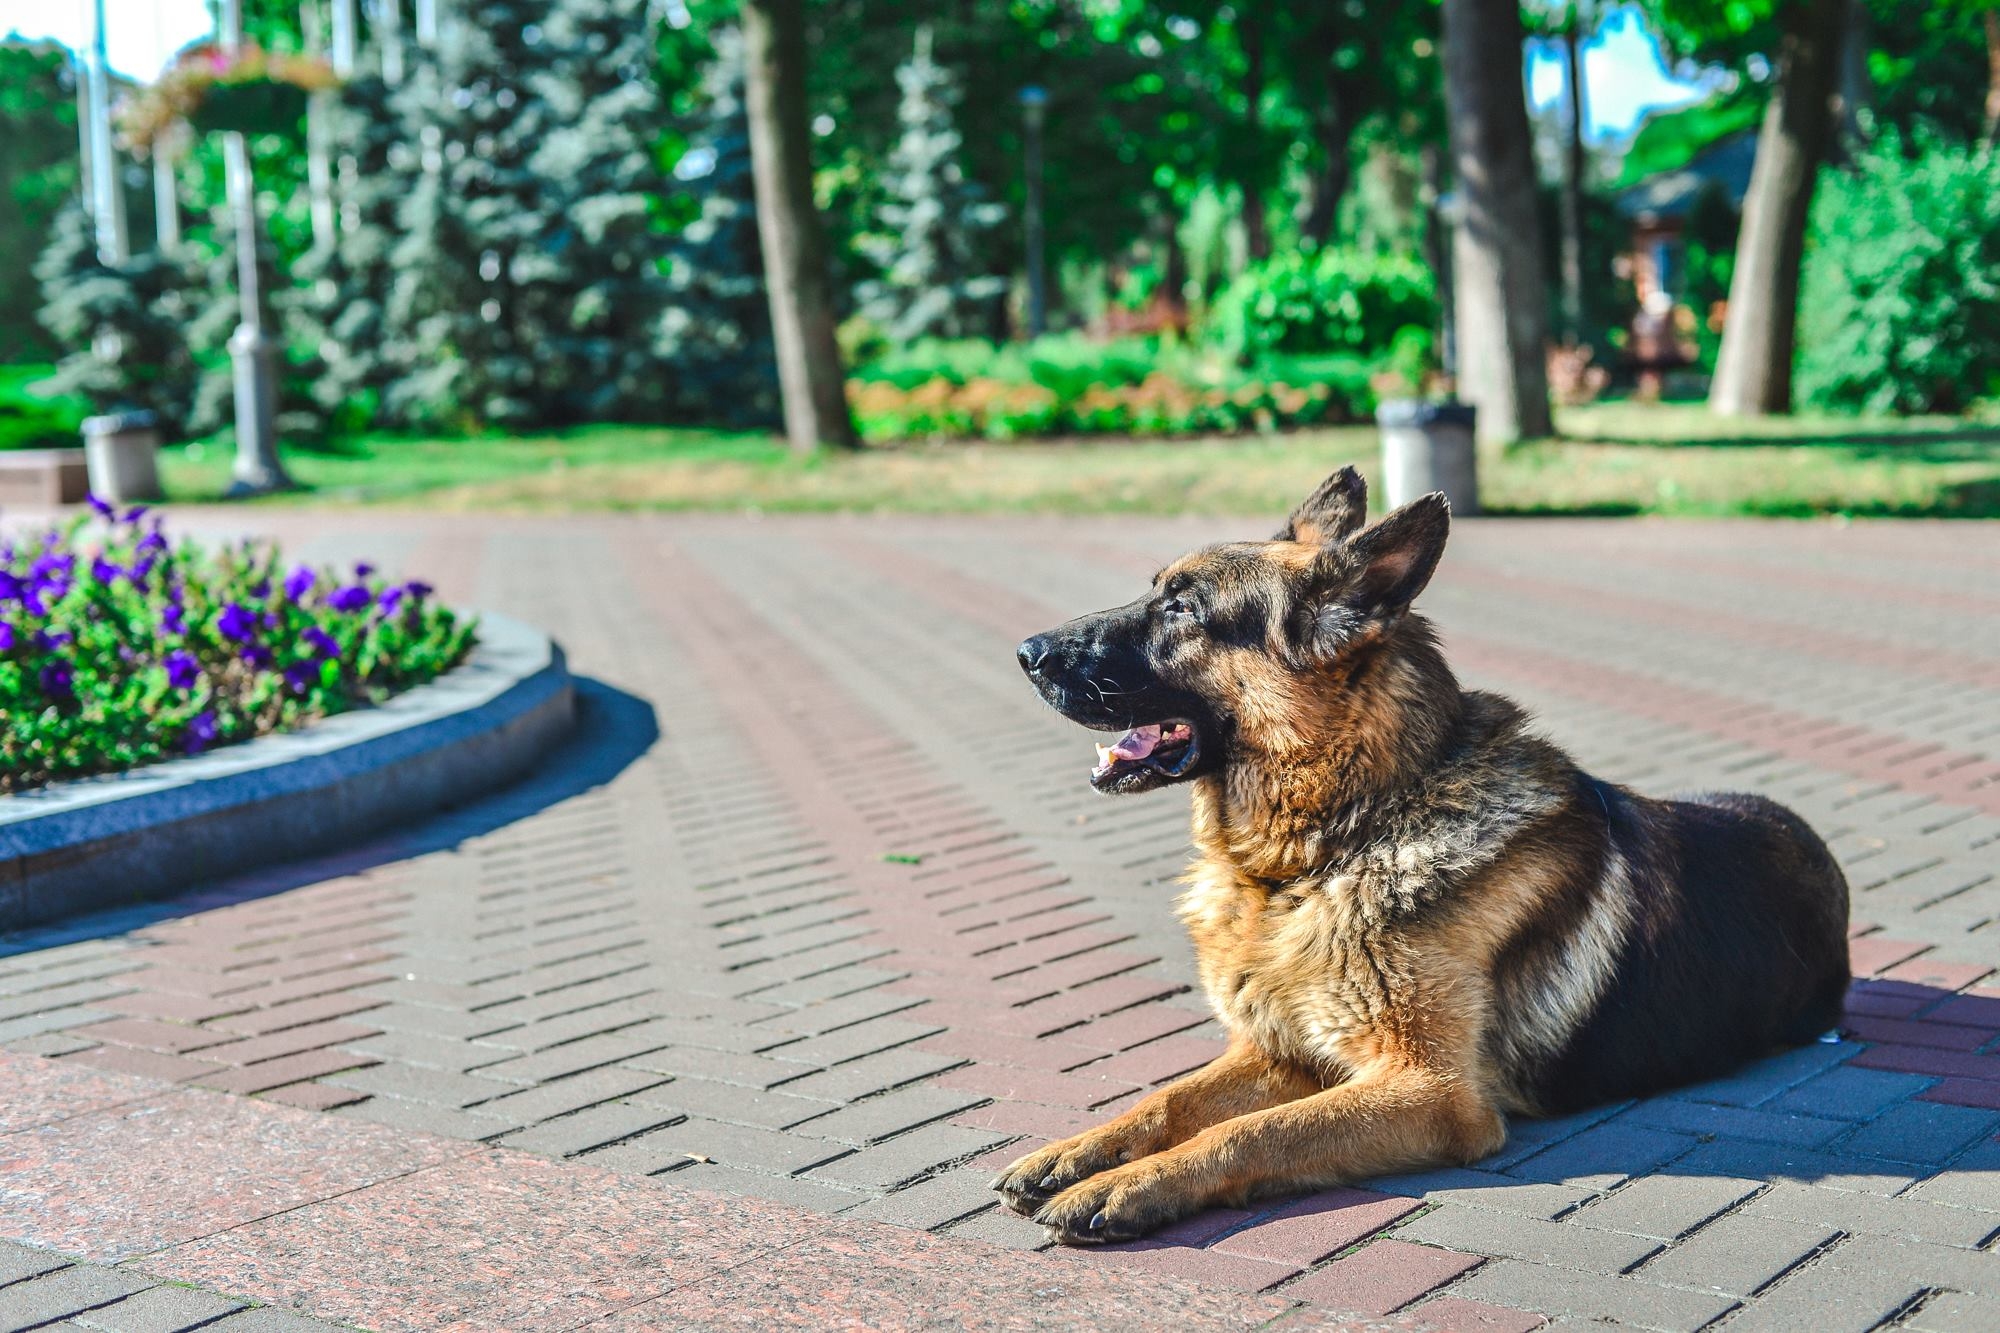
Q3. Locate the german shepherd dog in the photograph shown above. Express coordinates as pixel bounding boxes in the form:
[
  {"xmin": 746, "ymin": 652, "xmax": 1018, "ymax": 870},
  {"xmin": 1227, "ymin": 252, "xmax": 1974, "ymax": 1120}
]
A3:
[{"xmin": 995, "ymin": 468, "xmax": 1850, "ymax": 1244}]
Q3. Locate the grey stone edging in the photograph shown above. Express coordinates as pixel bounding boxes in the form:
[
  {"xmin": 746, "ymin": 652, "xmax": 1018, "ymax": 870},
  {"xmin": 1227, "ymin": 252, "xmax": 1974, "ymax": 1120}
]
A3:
[{"xmin": 0, "ymin": 612, "xmax": 576, "ymax": 932}]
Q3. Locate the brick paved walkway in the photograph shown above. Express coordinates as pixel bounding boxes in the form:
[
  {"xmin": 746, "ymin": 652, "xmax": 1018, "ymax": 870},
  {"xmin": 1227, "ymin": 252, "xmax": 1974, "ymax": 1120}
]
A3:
[{"xmin": 1, "ymin": 511, "xmax": 1997, "ymax": 1332}]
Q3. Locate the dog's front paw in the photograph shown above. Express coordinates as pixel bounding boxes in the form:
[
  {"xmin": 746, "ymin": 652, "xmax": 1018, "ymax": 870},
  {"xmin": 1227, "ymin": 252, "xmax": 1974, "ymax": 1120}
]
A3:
[
  {"xmin": 1031, "ymin": 1160, "xmax": 1197, "ymax": 1245},
  {"xmin": 989, "ymin": 1128, "xmax": 1143, "ymax": 1217}
]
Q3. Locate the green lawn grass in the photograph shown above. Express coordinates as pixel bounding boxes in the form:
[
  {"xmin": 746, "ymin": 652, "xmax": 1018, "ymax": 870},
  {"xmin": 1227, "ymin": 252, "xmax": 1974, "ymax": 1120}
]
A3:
[{"xmin": 133, "ymin": 400, "xmax": 2000, "ymax": 520}]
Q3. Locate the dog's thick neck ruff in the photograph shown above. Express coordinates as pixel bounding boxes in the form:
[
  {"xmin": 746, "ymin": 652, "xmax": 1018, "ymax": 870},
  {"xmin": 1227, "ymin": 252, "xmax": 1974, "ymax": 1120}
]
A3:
[{"xmin": 1190, "ymin": 614, "xmax": 1466, "ymax": 887}]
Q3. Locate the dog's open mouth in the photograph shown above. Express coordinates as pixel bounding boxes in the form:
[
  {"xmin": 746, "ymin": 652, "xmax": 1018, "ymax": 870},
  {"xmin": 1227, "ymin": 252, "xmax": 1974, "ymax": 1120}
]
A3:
[{"xmin": 1090, "ymin": 721, "xmax": 1199, "ymax": 792}]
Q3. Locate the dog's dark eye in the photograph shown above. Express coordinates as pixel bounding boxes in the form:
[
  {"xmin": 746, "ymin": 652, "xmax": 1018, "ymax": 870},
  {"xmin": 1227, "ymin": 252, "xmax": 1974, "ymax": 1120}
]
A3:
[{"xmin": 1161, "ymin": 596, "xmax": 1199, "ymax": 623}]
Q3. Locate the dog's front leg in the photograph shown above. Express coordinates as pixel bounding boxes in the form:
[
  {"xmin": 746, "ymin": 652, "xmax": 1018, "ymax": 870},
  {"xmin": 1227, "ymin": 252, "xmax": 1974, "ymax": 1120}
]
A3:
[
  {"xmin": 1031, "ymin": 1065, "xmax": 1505, "ymax": 1244},
  {"xmin": 992, "ymin": 1039, "xmax": 1320, "ymax": 1217}
]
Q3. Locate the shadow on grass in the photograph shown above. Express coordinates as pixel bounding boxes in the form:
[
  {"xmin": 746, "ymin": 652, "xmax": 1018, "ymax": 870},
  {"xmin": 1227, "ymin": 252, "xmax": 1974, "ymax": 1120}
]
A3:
[
  {"xmin": 0, "ymin": 676, "xmax": 660, "ymax": 957},
  {"xmin": 1565, "ymin": 425, "xmax": 2000, "ymax": 456}
]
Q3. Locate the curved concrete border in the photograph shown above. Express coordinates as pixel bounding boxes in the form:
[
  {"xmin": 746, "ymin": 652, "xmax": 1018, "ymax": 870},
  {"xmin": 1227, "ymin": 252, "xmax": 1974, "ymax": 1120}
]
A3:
[{"xmin": 0, "ymin": 613, "xmax": 575, "ymax": 932}]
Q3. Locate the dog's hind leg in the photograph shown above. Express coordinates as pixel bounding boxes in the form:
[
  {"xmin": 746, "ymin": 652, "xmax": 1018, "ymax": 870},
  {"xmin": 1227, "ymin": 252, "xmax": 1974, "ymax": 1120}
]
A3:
[
  {"xmin": 991, "ymin": 1040, "xmax": 1322, "ymax": 1218},
  {"xmin": 1028, "ymin": 1064, "xmax": 1504, "ymax": 1244}
]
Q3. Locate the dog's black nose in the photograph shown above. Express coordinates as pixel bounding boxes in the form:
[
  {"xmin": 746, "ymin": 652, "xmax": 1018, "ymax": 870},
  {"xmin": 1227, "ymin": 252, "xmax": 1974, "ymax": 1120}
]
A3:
[{"xmin": 1017, "ymin": 636, "xmax": 1052, "ymax": 675}]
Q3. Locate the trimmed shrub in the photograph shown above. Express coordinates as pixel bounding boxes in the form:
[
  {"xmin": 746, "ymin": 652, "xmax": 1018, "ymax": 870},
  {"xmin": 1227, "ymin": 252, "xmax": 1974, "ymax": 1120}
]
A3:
[
  {"xmin": 1207, "ymin": 249, "xmax": 1437, "ymax": 361},
  {"xmin": 1797, "ymin": 126, "xmax": 2000, "ymax": 415}
]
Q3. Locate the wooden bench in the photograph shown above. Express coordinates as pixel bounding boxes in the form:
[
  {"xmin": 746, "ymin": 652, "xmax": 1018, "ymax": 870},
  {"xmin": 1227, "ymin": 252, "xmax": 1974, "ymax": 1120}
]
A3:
[{"xmin": 0, "ymin": 449, "xmax": 89, "ymax": 509}]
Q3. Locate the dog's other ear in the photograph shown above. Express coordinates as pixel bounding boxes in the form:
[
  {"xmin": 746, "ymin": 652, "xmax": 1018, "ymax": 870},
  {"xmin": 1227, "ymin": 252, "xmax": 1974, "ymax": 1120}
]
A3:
[
  {"xmin": 1342, "ymin": 492, "xmax": 1450, "ymax": 620},
  {"xmin": 1275, "ymin": 465, "xmax": 1367, "ymax": 545}
]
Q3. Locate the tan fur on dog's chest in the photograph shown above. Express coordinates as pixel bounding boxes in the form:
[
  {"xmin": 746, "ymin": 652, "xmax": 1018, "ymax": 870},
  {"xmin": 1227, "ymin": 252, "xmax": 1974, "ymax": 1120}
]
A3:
[{"xmin": 1179, "ymin": 861, "xmax": 1432, "ymax": 1086}]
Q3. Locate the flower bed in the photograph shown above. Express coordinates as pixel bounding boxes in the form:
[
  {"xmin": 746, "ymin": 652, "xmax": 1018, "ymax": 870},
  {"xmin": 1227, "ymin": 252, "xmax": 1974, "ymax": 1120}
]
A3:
[
  {"xmin": 844, "ymin": 335, "xmax": 1383, "ymax": 444},
  {"xmin": 1, "ymin": 501, "xmax": 473, "ymax": 793}
]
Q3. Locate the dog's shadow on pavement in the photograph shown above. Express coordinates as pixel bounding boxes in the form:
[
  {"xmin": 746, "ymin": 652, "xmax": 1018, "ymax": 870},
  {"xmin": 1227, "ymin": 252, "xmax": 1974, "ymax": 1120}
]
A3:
[{"xmin": 0, "ymin": 677, "xmax": 659, "ymax": 957}]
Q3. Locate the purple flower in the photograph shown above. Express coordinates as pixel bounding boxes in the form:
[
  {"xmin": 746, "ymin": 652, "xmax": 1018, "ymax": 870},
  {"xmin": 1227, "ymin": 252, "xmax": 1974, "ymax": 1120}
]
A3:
[
  {"xmin": 38, "ymin": 660, "xmax": 73, "ymax": 697},
  {"xmin": 405, "ymin": 580, "xmax": 435, "ymax": 601},
  {"xmin": 301, "ymin": 626, "xmax": 340, "ymax": 660},
  {"xmin": 130, "ymin": 554, "xmax": 157, "ymax": 584},
  {"xmin": 328, "ymin": 585, "xmax": 371, "ymax": 614},
  {"xmin": 86, "ymin": 493, "xmax": 115, "ymax": 520},
  {"xmin": 135, "ymin": 527, "xmax": 168, "ymax": 558},
  {"xmin": 377, "ymin": 585, "xmax": 404, "ymax": 616},
  {"xmin": 164, "ymin": 649, "xmax": 200, "ymax": 690},
  {"xmin": 215, "ymin": 602, "xmax": 257, "ymax": 641},
  {"xmin": 283, "ymin": 661, "xmax": 318, "ymax": 693},
  {"xmin": 354, "ymin": 561, "xmax": 376, "ymax": 579},
  {"xmin": 123, "ymin": 505, "xmax": 149, "ymax": 524},
  {"xmin": 90, "ymin": 556, "xmax": 121, "ymax": 585},
  {"xmin": 0, "ymin": 570, "xmax": 22, "ymax": 604},
  {"xmin": 249, "ymin": 578, "xmax": 271, "ymax": 600},
  {"xmin": 0, "ymin": 621, "xmax": 13, "ymax": 652},
  {"xmin": 34, "ymin": 628, "xmax": 69, "ymax": 650},
  {"xmin": 239, "ymin": 642, "xmax": 273, "ymax": 669},
  {"xmin": 283, "ymin": 565, "xmax": 316, "ymax": 601},
  {"xmin": 183, "ymin": 710, "xmax": 218, "ymax": 754},
  {"xmin": 160, "ymin": 599, "xmax": 188, "ymax": 635}
]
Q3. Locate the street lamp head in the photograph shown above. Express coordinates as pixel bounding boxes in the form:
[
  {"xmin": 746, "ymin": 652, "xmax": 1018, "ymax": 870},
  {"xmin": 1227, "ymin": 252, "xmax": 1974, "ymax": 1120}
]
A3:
[{"xmin": 1018, "ymin": 85, "xmax": 1047, "ymax": 126}]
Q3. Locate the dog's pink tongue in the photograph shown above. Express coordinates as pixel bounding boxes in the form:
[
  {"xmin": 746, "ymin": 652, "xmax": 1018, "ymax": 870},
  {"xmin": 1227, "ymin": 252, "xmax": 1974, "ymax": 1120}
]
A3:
[
  {"xmin": 1093, "ymin": 725, "xmax": 1164, "ymax": 776},
  {"xmin": 1108, "ymin": 725, "xmax": 1162, "ymax": 762}
]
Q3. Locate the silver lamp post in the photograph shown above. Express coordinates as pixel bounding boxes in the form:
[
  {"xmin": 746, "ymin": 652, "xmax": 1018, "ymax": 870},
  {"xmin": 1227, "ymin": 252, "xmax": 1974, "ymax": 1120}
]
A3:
[
  {"xmin": 84, "ymin": 0, "xmax": 128, "ymax": 265},
  {"xmin": 219, "ymin": 0, "xmax": 292, "ymax": 495},
  {"xmin": 1018, "ymin": 85, "xmax": 1048, "ymax": 338}
]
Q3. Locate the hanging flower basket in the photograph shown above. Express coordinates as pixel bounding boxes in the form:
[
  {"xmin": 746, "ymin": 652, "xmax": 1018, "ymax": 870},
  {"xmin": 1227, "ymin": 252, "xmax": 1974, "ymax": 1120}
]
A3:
[
  {"xmin": 187, "ymin": 79, "xmax": 310, "ymax": 137},
  {"xmin": 117, "ymin": 43, "xmax": 337, "ymax": 156}
]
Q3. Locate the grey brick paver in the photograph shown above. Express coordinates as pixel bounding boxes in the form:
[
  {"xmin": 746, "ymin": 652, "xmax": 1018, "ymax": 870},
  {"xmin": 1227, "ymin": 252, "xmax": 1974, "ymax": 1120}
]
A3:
[
  {"xmin": 608, "ymin": 1117, "xmax": 852, "ymax": 1176},
  {"xmin": 1632, "ymin": 1212, "xmax": 1839, "ymax": 1297},
  {"xmin": 1391, "ymin": 1204, "xmax": 1662, "ymax": 1274},
  {"xmin": 806, "ymin": 1121, "xmax": 1009, "ymax": 1191},
  {"xmin": 496, "ymin": 1102, "xmax": 681, "ymax": 1158},
  {"xmin": 1740, "ymin": 1181, "xmax": 1999, "ymax": 1247},
  {"xmin": 1769, "ymin": 1066, "xmax": 1937, "ymax": 1121},
  {"xmin": 1909, "ymin": 1291, "xmax": 2000, "ymax": 1332},
  {"xmin": 1446, "ymin": 1258, "xmax": 1738, "ymax": 1331},
  {"xmin": 0, "ymin": 1241, "xmax": 69, "ymax": 1289},
  {"xmin": 839, "ymin": 1169, "xmax": 1000, "ymax": 1230},
  {"xmin": 68, "ymin": 1285, "xmax": 248, "ymax": 1333},
  {"xmin": 1567, "ymin": 1174, "xmax": 1762, "ymax": 1241},
  {"xmin": 0, "ymin": 1266, "xmax": 156, "ymax": 1328},
  {"xmin": 1834, "ymin": 1100, "xmax": 2000, "ymax": 1164},
  {"xmin": 790, "ymin": 1086, "xmax": 991, "ymax": 1146}
]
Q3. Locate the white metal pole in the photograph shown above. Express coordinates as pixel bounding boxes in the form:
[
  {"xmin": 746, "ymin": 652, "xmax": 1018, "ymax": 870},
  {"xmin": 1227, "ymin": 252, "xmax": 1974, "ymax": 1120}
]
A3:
[
  {"xmin": 219, "ymin": 0, "xmax": 291, "ymax": 494},
  {"xmin": 414, "ymin": 0, "xmax": 438, "ymax": 47},
  {"xmin": 74, "ymin": 38, "xmax": 94, "ymax": 218},
  {"xmin": 152, "ymin": 149, "xmax": 181, "ymax": 250},
  {"xmin": 330, "ymin": 0, "xmax": 358, "ymax": 76},
  {"xmin": 85, "ymin": 0, "xmax": 129, "ymax": 263},
  {"xmin": 377, "ymin": 0, "xmax": 405, "ymax": 86},
  {"xmin": 304, "ymin": 1, "xmax": 337, "ymax": 252}
]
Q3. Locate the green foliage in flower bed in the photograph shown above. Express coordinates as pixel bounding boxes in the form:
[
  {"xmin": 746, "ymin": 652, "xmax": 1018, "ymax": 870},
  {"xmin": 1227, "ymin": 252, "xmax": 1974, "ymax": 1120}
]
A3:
[
  {"xmin": 0, "ymin": 501, "xmax": 475, "ymax": 793},
  {"xmin": 0, "ymin": 364, "xmax": 85, "ymax": 452},
  {"xmin": 843, "ymin": 334, "xmax": 1382, "ymax": 442}
]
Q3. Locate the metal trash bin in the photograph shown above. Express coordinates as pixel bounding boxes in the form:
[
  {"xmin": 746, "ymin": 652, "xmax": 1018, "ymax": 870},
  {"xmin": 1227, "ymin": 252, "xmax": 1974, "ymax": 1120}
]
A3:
[
  {"xmin": 80, "ymin": 411, "xmax": 163, "ymax": 505},
  {"xmin": 1376, "ymin": 398, "xmax": 1478, "ymax": 514}
]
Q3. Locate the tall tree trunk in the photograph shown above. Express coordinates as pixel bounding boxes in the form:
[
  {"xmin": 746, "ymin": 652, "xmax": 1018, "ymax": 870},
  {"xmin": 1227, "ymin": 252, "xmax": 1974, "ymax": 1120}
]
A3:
[
  {"xmin": 1240, "ymin": 15, "xmax": 1271, "ymax": 262},
  {"xmin": 1298, "ymin": 15, "xmax": 1350, "ymax": 249},
  {"xmin": 1985, "ymin": 7, "xmax": 2000, "ymax": 145},
  {"xmin": 740, "ymin": 0, "xmax": 857, "ymax": 451},
  {"xmin": 1558, "ymin": 15, "xmax": 1587, "ymax": 343},
  {"xmin": 1439, "ymin": 0, "xmax": 1552, "ymax": 443},
  {"xmin": 1300, "ymin": 88, "xmax": 1349, "ymax": 248},
  {"xmin": 1709, "ymin": 0, "xmax": 1848, "ymax": 418}
]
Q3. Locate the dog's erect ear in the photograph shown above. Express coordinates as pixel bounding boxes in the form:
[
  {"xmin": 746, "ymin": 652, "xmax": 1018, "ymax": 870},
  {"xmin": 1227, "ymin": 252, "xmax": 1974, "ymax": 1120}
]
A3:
[
  {"xmin": 1276, "ymin": 466, "xmax": 1367, "ymax": 545},
  {"xmin": 1342, "ymin": 492, "xmax": 1450, "ymax": 620}
]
